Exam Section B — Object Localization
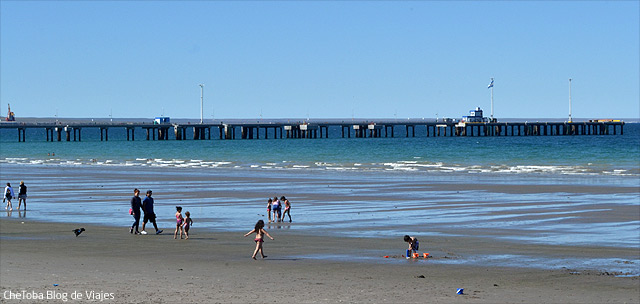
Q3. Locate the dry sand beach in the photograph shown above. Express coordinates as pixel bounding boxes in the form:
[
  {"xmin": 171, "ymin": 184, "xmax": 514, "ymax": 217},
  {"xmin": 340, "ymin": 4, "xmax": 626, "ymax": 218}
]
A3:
[
  {"xmin": 1, "ymin": 220, "xmax": 639, "ymax": 304},
  {"xmin": 0, "ymin": 165, "xmax": 639, "ymax": 303}
]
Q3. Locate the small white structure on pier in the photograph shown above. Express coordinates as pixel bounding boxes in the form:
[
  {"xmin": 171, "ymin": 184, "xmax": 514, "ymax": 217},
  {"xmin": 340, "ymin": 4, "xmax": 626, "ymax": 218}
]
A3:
[
  {"xmin": 462, "ymin": 107, "xmax": 488, "ymax": 123},
  {"xmin": 154, "ymin": 117, "xmax": 170, "ymax": 124}
]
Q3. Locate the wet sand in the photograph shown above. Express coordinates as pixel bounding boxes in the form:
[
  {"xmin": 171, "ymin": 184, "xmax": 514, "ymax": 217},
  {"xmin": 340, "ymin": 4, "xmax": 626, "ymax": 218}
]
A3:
[
  {"xmin": 1, "ymin": 164, "xmax": 639, "ymax": 303},
  {"xmin": 1, "ymin": 219, "xmax": 639, "ymax": 304}
]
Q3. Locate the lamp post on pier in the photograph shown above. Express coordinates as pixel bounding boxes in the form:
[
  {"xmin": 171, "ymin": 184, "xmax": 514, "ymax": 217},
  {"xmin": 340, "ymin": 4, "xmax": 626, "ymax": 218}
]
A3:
[{"xmin": 199, "ymin": 84, "xmax": 204, "ymax": 124}]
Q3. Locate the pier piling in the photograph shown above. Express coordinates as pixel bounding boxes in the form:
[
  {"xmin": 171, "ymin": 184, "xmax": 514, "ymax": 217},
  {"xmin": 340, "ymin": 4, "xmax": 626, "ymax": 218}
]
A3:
[{"xmin": 1, "ymin": 120, "xmax": 625, "ymax": 142}]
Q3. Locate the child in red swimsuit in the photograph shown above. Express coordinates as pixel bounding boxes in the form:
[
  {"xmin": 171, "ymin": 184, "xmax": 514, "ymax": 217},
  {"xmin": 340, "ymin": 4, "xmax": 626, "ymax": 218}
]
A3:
[
  {"xmin": 267, "ymin": 198, "xmax": 273, "ymax": 223},
  {"xmin": 244, "ymin": 220, "xmax": 274, "ymax": 259}
]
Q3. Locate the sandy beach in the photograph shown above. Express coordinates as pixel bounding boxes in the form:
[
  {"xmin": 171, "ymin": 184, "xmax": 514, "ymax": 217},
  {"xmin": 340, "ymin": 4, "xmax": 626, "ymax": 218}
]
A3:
[
  {"xmin": 1, "ymin": 164, "xmax": 639, "ymax": 303},
  {"xmin": 1, "ymin": 219, "xmax": 638, "ymax": 303}
]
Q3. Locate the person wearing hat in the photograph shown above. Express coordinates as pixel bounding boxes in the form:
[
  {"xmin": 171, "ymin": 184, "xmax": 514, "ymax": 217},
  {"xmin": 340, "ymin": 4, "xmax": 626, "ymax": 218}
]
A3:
[{"xmin": 141, "ymin": 190, "xmax": 163, "ymax": 235}]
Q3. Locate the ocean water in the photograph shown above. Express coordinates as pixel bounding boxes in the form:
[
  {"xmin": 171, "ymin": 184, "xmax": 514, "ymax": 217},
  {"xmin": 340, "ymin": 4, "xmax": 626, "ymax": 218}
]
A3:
[{"xmin": 1, "ymin": 123, "xmax": 638, "ymax": 176}]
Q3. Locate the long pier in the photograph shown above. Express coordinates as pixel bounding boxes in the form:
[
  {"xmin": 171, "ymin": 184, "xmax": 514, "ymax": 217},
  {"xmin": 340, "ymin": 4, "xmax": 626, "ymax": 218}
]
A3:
[{"xmin": 0, "ymin": 120, "xmax": 625, "ymax": 142}]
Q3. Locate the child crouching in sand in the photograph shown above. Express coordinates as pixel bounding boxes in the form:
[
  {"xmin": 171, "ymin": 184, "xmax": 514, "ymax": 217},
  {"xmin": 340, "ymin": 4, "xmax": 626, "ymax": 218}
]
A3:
[
  {"xmin": 244, "ymin": 220, "xmax": 274, "ymax": 259},
  {"xmin": 183, "ymin": 211, "xmax": 193, "ymax": 239},
  {"xmin": 404, "ymin": 235, "xmax": 419, "ymax": 257}
]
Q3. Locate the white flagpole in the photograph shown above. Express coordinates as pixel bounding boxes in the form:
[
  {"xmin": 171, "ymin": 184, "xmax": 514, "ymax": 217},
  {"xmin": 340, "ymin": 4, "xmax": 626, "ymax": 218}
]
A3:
[{"xmin": 490, "ymin": 78, "xmax": 494, "ymax": 121}]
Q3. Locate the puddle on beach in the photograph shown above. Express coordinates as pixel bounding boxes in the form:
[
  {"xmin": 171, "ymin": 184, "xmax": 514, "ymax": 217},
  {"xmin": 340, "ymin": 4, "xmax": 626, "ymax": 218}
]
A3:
[{"xmin": 292, "ymin": 252, "xmax": 640, "ymax": 277}]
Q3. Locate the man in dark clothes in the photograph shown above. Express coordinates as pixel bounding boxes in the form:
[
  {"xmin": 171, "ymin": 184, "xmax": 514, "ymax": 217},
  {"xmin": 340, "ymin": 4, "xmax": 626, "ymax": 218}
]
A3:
[
  {"xmin": 141, "ymin": 190, "xmax": 163, "ymax": 235},
  {"xmin": 130, "ymin": 188, "xmax": 142, "ymax": 234}
]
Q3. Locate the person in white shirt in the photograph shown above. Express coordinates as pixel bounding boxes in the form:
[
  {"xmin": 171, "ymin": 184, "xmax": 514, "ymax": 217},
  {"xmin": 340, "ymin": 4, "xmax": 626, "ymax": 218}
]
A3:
[{"xmin": 4, "ymin": 182, "xmax": 15, "ymax": 211}]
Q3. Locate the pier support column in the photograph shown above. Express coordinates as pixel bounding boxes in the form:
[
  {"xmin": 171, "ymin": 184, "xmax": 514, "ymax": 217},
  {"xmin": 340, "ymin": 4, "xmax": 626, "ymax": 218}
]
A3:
[
  {"xmin": 193, "ymin": 126, "xmax": 206, "ymax": 140},
  {"xmin": 99, "ymin": 127, "xmax": 109, "ymax": 141},
  {"xmin": 176, "ymin": 127, "xmax": 183, "ymax": 140},
  {"xmin": 17, "ymin": 128, "xmax": 26, "ymax": 142},
  {"xmin": 55, "ymin": 127, "xmax": 62, "ymax": 141},
  {"xmin": 223, "ymin": 125, "xmax": 234, "ymax": 139}
]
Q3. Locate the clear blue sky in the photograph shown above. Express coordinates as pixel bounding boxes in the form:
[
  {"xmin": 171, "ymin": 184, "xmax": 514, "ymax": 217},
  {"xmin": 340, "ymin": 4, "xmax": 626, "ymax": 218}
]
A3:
[{"xmin": 1, "ymin": 1, "xmax": 638, "ymax": 120}]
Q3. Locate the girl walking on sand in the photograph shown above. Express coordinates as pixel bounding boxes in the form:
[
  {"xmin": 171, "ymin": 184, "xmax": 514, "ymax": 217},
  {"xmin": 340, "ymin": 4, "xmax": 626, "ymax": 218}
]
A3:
[
  {"xmin": 244, "ymin": 220, "xmax": 274, "ymax": 259},
  {"xmin": 175, "ymin": 206, "xmax": 184, "ymax": 239},
  {"xmin": 183, "ymin": 211, "xmax": 193, "ymax": 239}
]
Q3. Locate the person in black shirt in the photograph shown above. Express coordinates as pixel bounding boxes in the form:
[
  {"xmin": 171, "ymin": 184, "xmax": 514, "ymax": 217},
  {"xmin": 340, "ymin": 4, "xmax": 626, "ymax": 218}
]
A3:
[
  {"xmin": 141, "ymin": 190, "xmax": 163, "ymax": 235},
  {"xmin": 130, "ymin": 189, "xmax": 142, "ymax": 234},
  {"xmin": 18, "ymin": 181, "xmax": 27, "ymax": 210}
]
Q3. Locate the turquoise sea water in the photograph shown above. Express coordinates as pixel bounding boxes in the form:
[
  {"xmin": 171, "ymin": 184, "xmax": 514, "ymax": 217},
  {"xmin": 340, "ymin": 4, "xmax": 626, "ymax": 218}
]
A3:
[{"xmin": 1, "ymin": 123, "xmax": 638, "ymax": 176}]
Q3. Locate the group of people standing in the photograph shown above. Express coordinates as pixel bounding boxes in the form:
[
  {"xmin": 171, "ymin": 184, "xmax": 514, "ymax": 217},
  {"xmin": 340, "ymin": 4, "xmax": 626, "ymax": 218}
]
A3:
[
  {"xmin": 267, "ymin": 196, "xmax": 292, "ymax": 223},
  {"xmin": 129, "ymin": 189, "xmax": 163, "ymax": 235},
  {"xmin": 4, "ymin": 181, "xmax": 27, "ymax": 211}
]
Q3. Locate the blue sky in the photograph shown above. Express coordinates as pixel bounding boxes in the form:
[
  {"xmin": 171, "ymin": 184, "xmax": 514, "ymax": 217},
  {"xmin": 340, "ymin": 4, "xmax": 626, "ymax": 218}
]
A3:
[{"xmin": 1, "ymin": 1, "xmax": 638, "ymax": 120}]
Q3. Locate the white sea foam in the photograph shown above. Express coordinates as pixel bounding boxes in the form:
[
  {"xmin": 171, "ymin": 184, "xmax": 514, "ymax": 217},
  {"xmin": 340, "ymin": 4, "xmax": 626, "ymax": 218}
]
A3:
[{"xmin": 0, "ymin": 156, "xmax": 637, "ymax": 177}]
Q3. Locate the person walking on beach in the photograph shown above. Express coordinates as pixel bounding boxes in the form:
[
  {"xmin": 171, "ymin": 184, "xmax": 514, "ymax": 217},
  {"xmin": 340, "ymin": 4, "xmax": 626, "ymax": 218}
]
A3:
[
  {"xmin": 174, "ymin": 206, "xmax": 184, "ymax": 239},
  {"xmin": 281, "ymin": 196, "xmax": 292, "ymax": 223},
  {"xmin": 4, "ymin": 183, "xmax": 14, "ymax": 211},
  {"xmin": 130, "ymin": 188, "xmax": 142, "ymax": 234},
  {"xmin": 17, "ymin": 181, "xmax": 27, "ymax": 210},
  {"xmin": 244, "ymin": 220, "xmax": 274, "ymax": 259},
  {"xmin": 272, "ymin": 196, "xmax": 281, "ymax": 222},
  {"xmin": 183, "ymin": 211, "xmax": 193, "ymax": 240},
  {"xmin": 267, "ymin": 198, "xmax": 273, "ymax": 223},
  {"xmin": 141, "ymin": 190, "xmax": 163, "ymax": 235}
]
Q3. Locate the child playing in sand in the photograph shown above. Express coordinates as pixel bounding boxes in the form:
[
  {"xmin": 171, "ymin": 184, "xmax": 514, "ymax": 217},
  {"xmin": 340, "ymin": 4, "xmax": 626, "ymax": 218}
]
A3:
[
  {"xmin": 404, "ymin": 235, "xmax": 419, "ymax": 257},
  {"xmin": 244, "ymin": 220, "xmax": 274, "ymax": 259},
  {"xmin": 267, "ymin": 198, "xmax": 272, "ymax": 223},
  {"xmin": 183, "ymin": 211, "xmax": 193, "ymax": 239},
  {"xmin": 175, "ymin": 206, "xmax": 184, "ymax": 239},
  {"xmin": 281, "ymin": 196, "xmax": 292, "ymax": 223}
]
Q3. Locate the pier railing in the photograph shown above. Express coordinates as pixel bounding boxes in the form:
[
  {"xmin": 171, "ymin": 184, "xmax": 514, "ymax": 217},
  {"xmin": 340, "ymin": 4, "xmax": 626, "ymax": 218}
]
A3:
[{"xmin": 0, "ymin": 120, "xmax": 625, "ymax": 142}]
